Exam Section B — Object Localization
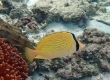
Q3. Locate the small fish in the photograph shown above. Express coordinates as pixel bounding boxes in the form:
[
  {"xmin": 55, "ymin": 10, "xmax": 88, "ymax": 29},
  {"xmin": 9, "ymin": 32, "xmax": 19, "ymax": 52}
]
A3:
[{"xmin": 25, "ymin": 32, "xmax": 84, "ymax": 62}]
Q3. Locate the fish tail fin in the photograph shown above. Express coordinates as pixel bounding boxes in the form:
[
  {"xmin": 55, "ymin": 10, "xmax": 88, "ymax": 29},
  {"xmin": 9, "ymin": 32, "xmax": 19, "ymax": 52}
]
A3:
[
  {"xmin": 25, "ymin": 47, "xmax": 37, "ymax": 62},
  {"xmin": 77, "ymin": 40, "xmax": 85, "ymax": 49}
]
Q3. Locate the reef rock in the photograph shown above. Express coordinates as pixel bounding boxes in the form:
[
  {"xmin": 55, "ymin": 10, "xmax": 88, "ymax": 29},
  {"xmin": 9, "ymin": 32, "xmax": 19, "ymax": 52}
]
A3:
[
  {"xmin": 91, "ymin": 0, "xmax": 110, "ymax": 25},
  {"xmin": 32, "ymin": 0, "xmax": 96, "ymax": 23},
  {"xmin": 97, "ymin": 0, "xmax": 110, "ymax": 6},
  {"xmin": 0, "ymin": 0, "xmax": 29, "ymax": 15},
  {"xmin": 0, "ymin": 6, "xmax": 8, "ymax": 13},
  {"xmin": 36, "ymin": 28, "xmax": 110, "ymax": 80},
  {"xmin": 92, "ymin": 7, "xmax": 110, "ymax": 25},
  {"xmin": 9, "ymin": 3, "xmax": 31, "ymax": 19},
  {"xmin": 0, "ymin": 0, "xmax": 14, "ymax": 14},
  {"xmin": 12, "ymin": 0, "xmax": 28, "ymax": 3}
]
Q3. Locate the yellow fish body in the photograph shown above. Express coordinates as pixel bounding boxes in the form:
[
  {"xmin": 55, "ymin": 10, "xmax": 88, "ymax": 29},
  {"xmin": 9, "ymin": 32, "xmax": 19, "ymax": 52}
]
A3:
[{"xmin": 25, "ymin": 32, "xmax": 84, "ymax": 62}]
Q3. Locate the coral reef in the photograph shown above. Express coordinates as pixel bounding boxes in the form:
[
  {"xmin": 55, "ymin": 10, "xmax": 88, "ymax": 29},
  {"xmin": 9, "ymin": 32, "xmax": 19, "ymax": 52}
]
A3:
[
  {"xmin": 97, "ymin": 0, "xmax": 110, "ymax": 6},
  {"xmin": 91, "ymin": 0, "xmax": 110, "ymax": 25},
  {"xmin": 0, "ymin": 0, "xmax": 31, "ymax": 24},
  {"xmin": 0, "ymin": 0, "xmax": 110, "ymax": 79},
  {"xmin": 16, "ymin": 16, "xmax": 39, "ymax": 33},
  {"xmin": 32, "ymin": 0, "xmax": 96, "ymax": 23},
  {"xmin": 9, "ymin": 5, "xmax": 31, "ymax": 19},
  {"xmin": 12, "ymin": 0, "xmax": 28, "ymax": 3},
  {"xmin": 35, "ymin": 28, "xmax": 110, "ymax": 80},
  {"xmin": 0, "ymin": 7, "xmax": 8, "ymax": 13},
  {"xmin": 0, "ymin": 0, "xmax": 28, "ymax": 14},
  {"xmin": 92, "ymin": 8, "xmax": 110, "ymax": 25},
  {"xmin": 0, "ymin": 38, "xmax": 28, "ymax": 80},
  {"xmin": 0, "ymin": 0, "xmax": 14, "ymax": 14}
]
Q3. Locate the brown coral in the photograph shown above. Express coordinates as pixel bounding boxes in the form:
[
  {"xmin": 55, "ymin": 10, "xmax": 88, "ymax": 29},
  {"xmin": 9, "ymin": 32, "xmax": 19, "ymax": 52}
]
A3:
[{"xmin": 0, "ymin": 38, "xmax": 28, "ymax": 80}]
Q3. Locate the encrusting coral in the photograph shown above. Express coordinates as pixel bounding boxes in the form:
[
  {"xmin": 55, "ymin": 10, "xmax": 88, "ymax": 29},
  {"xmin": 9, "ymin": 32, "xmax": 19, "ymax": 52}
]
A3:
[{"xmin": 0, "ymin": 38, "xmax": 28, "ymax": 80}]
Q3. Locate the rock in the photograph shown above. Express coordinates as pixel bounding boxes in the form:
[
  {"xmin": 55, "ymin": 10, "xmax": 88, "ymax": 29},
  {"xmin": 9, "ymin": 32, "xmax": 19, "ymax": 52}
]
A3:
[
  {"xmin": 10, "ymin": 5, "xmax": 32, "ymax": 19},
  {"xmin": 1, "ymin": 0, "xmax": 14, "ymax": 14},
  {"xmin": 92, "ymin": 10, "xmax": 110, "ymax": 25},
  {"xmin": 8, "ymin": 0, "xmax": 31, "ymax": 19},
  {"xmin": 91, "ymin": 0, "xmax": 110, "ymax": 25},
  {"xmin": 97, "ymin": 0, "xmax": 110, "ymax": 6},
  {"xmin": 31, "ymin": 0, "xmax": 96, "ymax": 23},
  {"xmin": 12, "ymin": 0, "xmax": 28, "ymax": 3},
  {"xmin": 0, "ymin": 6, "xmax": 8, "ymax": 13},
  {"xmin": 0, "ymin": 0, "xmax": 29, "ymax": 14}
]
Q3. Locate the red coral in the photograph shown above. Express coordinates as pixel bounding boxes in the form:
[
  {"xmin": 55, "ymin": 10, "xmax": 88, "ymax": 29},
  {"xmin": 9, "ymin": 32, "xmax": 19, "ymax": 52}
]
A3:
[{"xmin": 0, "ymin": 38, "xmax": 29, "ymax": 80}]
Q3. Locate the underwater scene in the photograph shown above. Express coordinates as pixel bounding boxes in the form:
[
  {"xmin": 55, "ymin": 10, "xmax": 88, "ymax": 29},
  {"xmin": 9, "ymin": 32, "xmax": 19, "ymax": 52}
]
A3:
[{"xmin": 0, "ymin": 0, "xmax": 110, "ymax": 80}]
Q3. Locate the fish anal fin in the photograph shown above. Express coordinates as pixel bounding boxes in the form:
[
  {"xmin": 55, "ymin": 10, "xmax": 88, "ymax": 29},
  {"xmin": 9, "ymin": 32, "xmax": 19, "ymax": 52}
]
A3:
[{"xmin": 34, "ymin": 55, "xmax": 47, "ymax": 59}]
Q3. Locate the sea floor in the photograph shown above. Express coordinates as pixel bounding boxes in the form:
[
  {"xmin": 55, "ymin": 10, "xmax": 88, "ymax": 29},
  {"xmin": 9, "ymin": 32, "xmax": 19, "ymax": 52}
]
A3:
[{"xmin": 0, "ymin": 0, "xmax": 110, "ymax": 80}]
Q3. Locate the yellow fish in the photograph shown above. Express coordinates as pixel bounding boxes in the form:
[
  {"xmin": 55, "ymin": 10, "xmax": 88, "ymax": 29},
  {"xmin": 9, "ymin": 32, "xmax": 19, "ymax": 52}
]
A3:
[{"xmin": 25, "ymin": 32, "xmax": 84, "ymax": 62}]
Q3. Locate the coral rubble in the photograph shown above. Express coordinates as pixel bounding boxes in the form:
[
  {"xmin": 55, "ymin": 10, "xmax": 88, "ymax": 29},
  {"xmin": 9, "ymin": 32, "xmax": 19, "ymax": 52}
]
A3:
[
  {"xmin": 0, "ymin": 0, "xmax": 13, "ymax": 14},
  {"xmin": 10, "ymin": 6, "xmax": 31, "ymax": 19},
  {"xmin": 91, "ymin": 0, "xmax": 110, "ymax": 25},
  {"xmin": 0, "ymin": 38, "xmax": 28, "ymax": 80}
]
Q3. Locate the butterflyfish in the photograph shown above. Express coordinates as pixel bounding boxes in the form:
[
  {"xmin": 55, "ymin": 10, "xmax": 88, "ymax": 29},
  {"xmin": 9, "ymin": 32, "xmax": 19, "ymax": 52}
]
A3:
[{"xmin": 25, "ymin": 32, "xmax": 84, "ymax": 62}]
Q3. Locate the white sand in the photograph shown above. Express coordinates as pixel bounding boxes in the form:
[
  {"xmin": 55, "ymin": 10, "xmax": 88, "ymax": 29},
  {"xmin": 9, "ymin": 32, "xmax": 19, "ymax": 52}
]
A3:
[
  {"xmin": 86, "ymin": 20, "xmax": 110, "ymax": 34},
  {"xmin": 27, "ymin": 0, "xmax": 38, "ymax": 10}
]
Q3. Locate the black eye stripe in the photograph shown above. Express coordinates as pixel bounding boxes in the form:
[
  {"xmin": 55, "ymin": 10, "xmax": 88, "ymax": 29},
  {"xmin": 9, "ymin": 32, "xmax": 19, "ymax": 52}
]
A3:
[{"xmin": 71, "ymin": 33, "xmax": 79, "ymax": 51}]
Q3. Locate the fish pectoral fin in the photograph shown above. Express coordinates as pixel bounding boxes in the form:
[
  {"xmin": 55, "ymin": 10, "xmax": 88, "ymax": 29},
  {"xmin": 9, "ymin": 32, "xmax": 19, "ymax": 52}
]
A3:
[{"xmin": 34, "ymin": 55, "xmax": 47, "ymax": 59}]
